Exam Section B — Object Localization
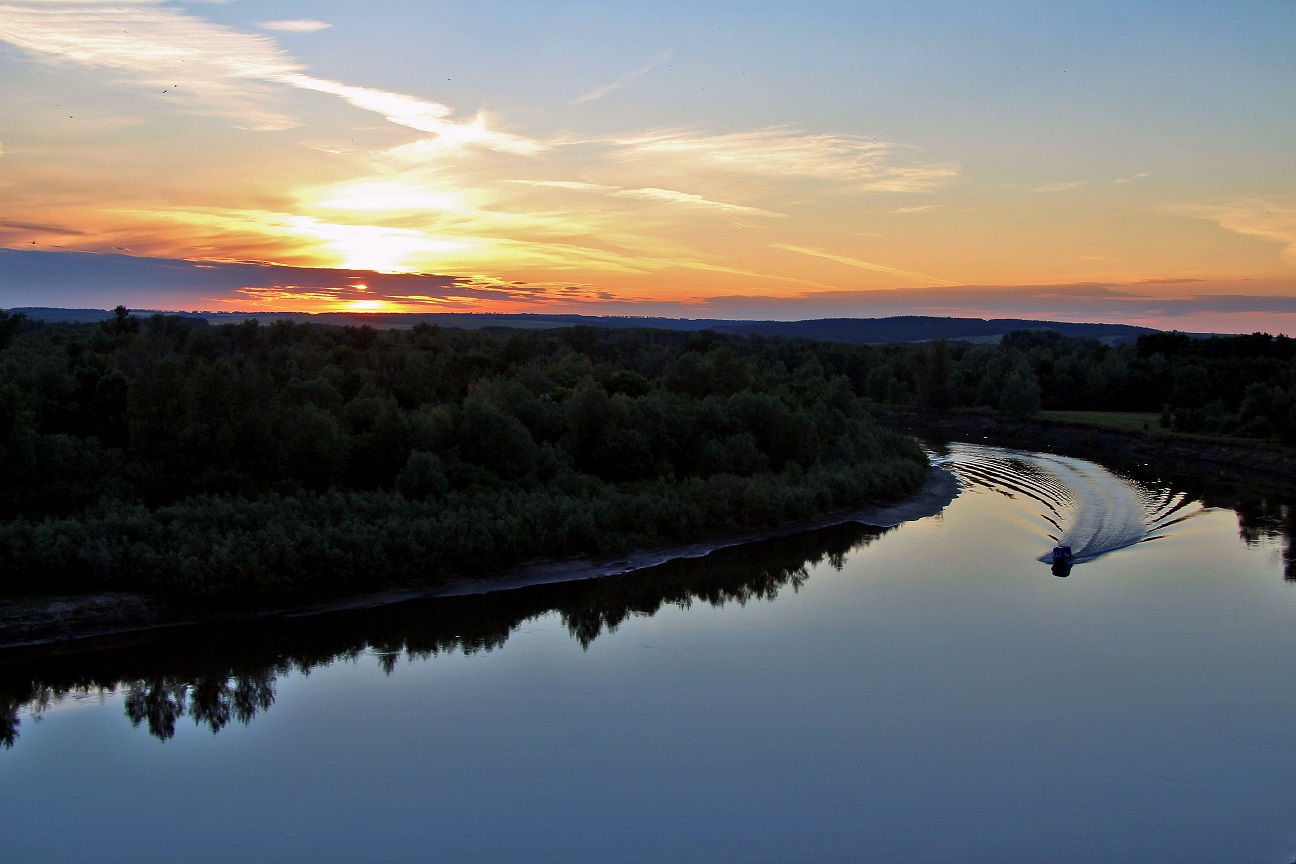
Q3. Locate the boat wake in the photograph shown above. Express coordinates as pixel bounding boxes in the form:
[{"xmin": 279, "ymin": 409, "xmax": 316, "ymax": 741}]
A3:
[{"xmin": 934, "ymin": 443, "xmax": 1202, "ymax": 567}]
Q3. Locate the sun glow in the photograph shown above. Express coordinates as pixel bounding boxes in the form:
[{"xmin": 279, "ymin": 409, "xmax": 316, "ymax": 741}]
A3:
[
  {"xmin": 288, "ymin": 218, "xmax": 476, "ymax": 272},
  {"xmin": 311, "ymin": 181, "xmax": 463, "ymax": 213},
  {"xmin": 1, "ymin": 0, "xmax": 1290, "ymax": 333}
]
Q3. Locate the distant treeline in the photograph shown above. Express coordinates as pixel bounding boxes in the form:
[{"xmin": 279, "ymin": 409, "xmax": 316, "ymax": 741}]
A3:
[
  {"xmin": 7, "ymin": 307, "xmax": 1157, "ymax": 344},
  {"xmin": 858, "ymin": 328, "xmax": 1296, "ymax": 440},
  {"xmin": 0, "ymin": 309, "xmax": 924, "ymax": 603}
]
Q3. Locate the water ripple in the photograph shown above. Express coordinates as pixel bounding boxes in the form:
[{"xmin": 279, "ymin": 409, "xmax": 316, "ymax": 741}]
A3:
[{"xmin": 936, "ymin": 444, "xmax": 1203, "ymax": 566}]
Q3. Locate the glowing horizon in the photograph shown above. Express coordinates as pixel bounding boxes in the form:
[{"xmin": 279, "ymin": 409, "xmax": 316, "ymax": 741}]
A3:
[{"xmin": 1, "ymin": 1, "xmax": 1294, "ymax": 333}]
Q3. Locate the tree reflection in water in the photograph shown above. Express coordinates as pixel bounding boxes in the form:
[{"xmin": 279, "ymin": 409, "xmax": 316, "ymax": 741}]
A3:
[
  {"xmin": 0, "ymin": 523, "xmax": 886, "ymax": 748},
  {"xmin": 1233, "ymin": 498, "xmax": 1296, "ymax": 582},
  {"xmin": 921, "ymin": 437, "xmax": 1296, "ymax": 582},
  {"xmin": 1153, "ymin": 463, "xmax": 1296, "ymax": 583}
]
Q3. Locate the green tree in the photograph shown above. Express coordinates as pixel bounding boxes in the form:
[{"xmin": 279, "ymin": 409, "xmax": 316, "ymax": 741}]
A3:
[
  {"xmin": 998, "ymin": 369, "xmax": 1041, "ymax": 417},
  {"xmin": 914, "ymin": 339, "xmax": 953, "ymax": 412},
  {"xmin": 0, "ymin": 310, "xmax": 26, "ymax": 350}
]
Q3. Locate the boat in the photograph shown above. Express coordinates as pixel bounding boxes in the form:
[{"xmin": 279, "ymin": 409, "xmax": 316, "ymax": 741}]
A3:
[{"xmin": 1051, "ymin": 544, "xmax": 1073, "ymax": 577}]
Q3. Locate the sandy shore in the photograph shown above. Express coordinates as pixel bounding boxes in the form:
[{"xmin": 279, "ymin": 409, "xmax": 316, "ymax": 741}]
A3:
[{"xmin": 0, "ymin": 465, "xmax": 960, "ymax": 651}]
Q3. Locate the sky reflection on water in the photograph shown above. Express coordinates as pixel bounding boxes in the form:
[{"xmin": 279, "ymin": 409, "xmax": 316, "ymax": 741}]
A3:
[{"xmin": 3, "ymin": 444, "xmax": 1296, "ymax": 863}]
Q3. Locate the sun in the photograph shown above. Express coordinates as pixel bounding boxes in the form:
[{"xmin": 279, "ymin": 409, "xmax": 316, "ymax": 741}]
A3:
[{"xmin": 345, "ymin": 298, "xmax": 388, "ymax": 312}]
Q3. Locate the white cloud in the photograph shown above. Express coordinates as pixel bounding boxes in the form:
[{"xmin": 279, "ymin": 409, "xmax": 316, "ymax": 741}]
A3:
[
  {"xmin": 0, "ymin": 1, "xmax": 542, "ymax": 149},
  {"xmin": 259, "ymin": 19, "xmax": 331, "ymax": 33},
  {"xmin": 0, "ymin": 1, "xmax": 955, "ymax": 187},
  {"xmin": 611, "ymin": 129, "xmax": 959, "ymax": 192},
  {"xmin": 507, "ymin": 180, "xmax": 782, "ymax": 217},
  {"xmin": 0, "ymin": 0, "xmax": 967, "ymax": 286},
  {"xmin": 772, "ymin": 243, "xmax": 955, "ymax": 285},
  {"xmin": 571, "ymin": 50, "xmax": 672, "ymax": 105},
  {"xmin": 1180, "ymin": 196, "xmax": 1296, "ymax": 261},
  {"xmin": 506, "ymin": 180, "xmax": 611, "ymax": 192},
  {"xmin": 614, "ymin": 187, "xmax": 782, "ymax": 217},
  {"xmin": 0, "ymin": 0, "xmax": 301, "ymax": 128},
  {"xmin": 1114, "ymin": 172, "xmax": 1149, "ymax": 184},
  {"xmin": 283, "ymin": 75, "xmax": 545, "ymax": 155},
  {"xmin": 1033, "ymin": 180, "xmax": 1087, "ymax": 193},
  {"xmin": 281, "ymin": 75, "xmax": 450, "ymax": 129}
]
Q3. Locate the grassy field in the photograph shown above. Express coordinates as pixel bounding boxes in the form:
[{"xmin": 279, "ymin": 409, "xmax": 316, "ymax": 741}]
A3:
[
  {"xmin": 1038, "ymin": 411, "xmax": 1163, "ymax": 433},
  {"xmin": 1036, "ymin": 410, "xmax": 1296, "ymax": 453}
]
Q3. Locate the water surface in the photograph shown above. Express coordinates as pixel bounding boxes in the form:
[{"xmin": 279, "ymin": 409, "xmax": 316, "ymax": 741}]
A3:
[{"xmin": 3, "ymin": 443, "xmax": 1296, "ymax": 863}]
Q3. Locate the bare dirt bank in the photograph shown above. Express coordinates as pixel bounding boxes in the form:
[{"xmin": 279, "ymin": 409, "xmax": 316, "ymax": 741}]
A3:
[{"xmin": 0, "ymin": 465, "xmax": 959, "ymax": 652}]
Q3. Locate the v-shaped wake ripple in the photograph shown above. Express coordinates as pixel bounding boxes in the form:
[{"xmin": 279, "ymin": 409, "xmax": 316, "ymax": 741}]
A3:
[{"xmin": 934, "ymin": 444, "xmax": 1203, "ymax": 566}]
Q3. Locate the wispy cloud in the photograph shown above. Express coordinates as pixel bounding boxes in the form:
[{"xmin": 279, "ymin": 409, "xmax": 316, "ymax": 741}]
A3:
[
  {"xmin": 259, "ymin": 19, "xmax": 331, "ymax": 33},
  {"xmin": 616, "ymin": 187, "xmax": 783, "ymax": 217},
  {"xmin": 281, "ymin": 74, "xmax": 545, "ymax": 154},
  {"xmin": 9, "ymin": 250, "xmax": 1296, "ymax": 335},
  {"xmin": 0, "ymin": 0, "xmax": 966, "ymax": 294},
  {"xmin": 1179, "ymin": 196, "xmax": 1296, "ymax": 261},
  {"xmin": 1034, "ymin": 180, "xmax": 1087, "ymax": 193},
  {"xmin": 0, "ymin": 0, "xmax": 301, "ymax": 129},
  {"xmin": 507, "ymin": 180, "xmax": 782, "ymax": 217},
  {"xmin": 233, "ymin": 274, "xmax": 617, "ymax": 310},
  {"xmin": 611, "ymin": 129, "xmax": 959, "ymax": 192},
  {"xmin": 505, "ymin": 180, "xmax": 609, "ymax": 192},
  {"xmin": 894, "ymin": 204, "xmax": 941, "ymax": 214},
  {"xmin": 772, "ymin": 243, "xmax": 956, "ymax": 285},
  {"xmin": 572, "ymin": 50, "xmax": 672, "ymax": 105},
  {"xmin": 0, "ymin": 1, "xmax": 539, "ymax": 150},
  {"xmin": 1114, "ymin": 171, "xmax": 1149, "ymax": 184},
  {"xmin": 0, "ymin": 219, "xmax": 83, "ymax": 235}
]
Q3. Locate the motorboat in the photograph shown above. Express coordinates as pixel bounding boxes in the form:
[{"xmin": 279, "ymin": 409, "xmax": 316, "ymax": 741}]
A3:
[{"xmin": 1051, "ymin": 544, "xmax": 1073, "ymax": 577}]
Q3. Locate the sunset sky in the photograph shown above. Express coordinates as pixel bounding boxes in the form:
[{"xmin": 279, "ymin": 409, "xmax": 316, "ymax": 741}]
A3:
[{"xmin": 1, "ymin": 1, "xmax": 1294, "ymax": 332}]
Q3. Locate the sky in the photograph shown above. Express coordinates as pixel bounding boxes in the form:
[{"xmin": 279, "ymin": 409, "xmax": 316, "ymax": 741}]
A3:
[{"xmin": 1, "ymin": 0, "xmax": 1294, "ymax": 332}]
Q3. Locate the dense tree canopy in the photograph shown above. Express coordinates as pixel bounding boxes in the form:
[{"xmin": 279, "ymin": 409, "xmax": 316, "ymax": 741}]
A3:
[
  {"xmin": 7, "ymin": 307, "xmax": 1293, "ymax": 606},
  {"xmin": 0, "ymin": 314, "xmax": 925, "ymax": 603},
  {"xmin": 861, "ymin": 328, "xmax": 1296, "ymax": 441}
]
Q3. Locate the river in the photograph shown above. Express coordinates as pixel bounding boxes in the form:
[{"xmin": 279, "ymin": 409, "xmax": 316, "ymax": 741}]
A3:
[{"xmin": 2, "ymin": 442, "xmax": 1295, "ymax": 863}]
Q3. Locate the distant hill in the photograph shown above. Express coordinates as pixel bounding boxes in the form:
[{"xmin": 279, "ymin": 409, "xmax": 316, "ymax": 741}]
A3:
[
  {"xmin": 8, "ymin": 307, "xmax": 135, "ymax": 324},
  {"xmin": 6, "ymin": 308, "xmax": 1161, "ymax": 345},
  {"xmin": 690, "ymin": 316, "xmax": 1159, "ymax": 345}
]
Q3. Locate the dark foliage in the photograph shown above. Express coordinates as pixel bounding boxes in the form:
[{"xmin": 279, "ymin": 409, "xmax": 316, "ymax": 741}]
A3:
[
  {"xmin": 0, "ymin": 522, "xmax": 885, "ymax": 747},
  {"xmin": 861, "ymin": 328, "xmax": 1296, "ymax": 442},
  {"xmin": 0, "ymin": 315, "xmax": 925, "ymax": 603}
]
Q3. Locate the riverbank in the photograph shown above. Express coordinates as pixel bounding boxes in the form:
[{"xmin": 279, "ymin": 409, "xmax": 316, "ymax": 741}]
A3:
[
  {"xmin": 0, "ymin": 464, "xmax": 959, "ymax": 652},
  {"xmin": 880, "ymin": 409, "xmax": 1296, "ymax": 488}
]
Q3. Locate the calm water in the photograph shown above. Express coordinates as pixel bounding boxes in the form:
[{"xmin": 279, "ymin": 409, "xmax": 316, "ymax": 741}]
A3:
[{"xmin": 3, "ymin": 443, "xmax": 1296, "ymax": 863}]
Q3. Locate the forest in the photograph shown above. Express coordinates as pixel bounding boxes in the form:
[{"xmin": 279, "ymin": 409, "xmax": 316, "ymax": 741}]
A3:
[
  {"xmin": 0, "ymin": 308, "xmax": 925, "ymax": 604},
  {"xmin": 859, "ymin": 327, "xmax": 1296, "ymax": 440},
  {"xmin": 7, "ymin": 304, "xmax": 1292, "ymax": 607}
]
